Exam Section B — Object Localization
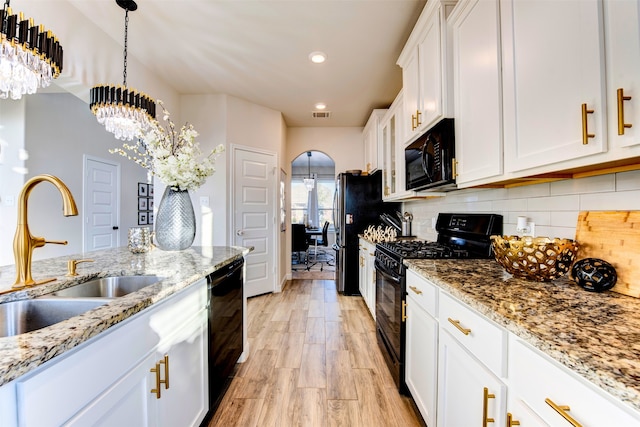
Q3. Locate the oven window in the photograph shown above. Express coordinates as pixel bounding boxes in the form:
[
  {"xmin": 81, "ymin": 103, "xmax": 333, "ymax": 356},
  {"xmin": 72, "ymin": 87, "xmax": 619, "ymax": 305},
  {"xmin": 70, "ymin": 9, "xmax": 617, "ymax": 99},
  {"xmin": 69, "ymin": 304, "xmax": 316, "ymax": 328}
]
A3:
[{"xmin": 375, "ymin": 270, "xmax": 401, "ymax": 359}]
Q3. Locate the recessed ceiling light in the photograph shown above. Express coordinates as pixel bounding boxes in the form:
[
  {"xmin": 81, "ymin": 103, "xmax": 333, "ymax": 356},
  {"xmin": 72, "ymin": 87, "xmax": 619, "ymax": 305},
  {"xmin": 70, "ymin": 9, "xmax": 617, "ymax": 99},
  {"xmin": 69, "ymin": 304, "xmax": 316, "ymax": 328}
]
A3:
[
  {"xmin": 315, "ymin": 103, "xmax": 327, "ymax": 110},
  {"xmin": 309, "ymin": 51, "xmax": 327, "ymax": 64}
]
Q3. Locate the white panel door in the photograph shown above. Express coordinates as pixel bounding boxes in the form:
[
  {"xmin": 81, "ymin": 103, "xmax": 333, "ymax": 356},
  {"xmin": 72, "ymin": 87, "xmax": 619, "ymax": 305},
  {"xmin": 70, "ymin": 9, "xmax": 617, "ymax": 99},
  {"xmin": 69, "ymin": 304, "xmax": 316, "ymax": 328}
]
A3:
[
  {"xmin": 233, "ymin": 147, "xmax": 276, "ymax": 298},
  {"xmin": 84, "ymin": 157, "xmax": 119, "ymax": 252}
]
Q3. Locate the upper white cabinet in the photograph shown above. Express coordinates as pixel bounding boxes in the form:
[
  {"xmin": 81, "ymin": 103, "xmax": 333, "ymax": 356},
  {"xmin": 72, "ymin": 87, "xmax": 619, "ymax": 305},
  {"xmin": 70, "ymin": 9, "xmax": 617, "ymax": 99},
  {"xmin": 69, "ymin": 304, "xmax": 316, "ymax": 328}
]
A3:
[
  {"xmin": 501, "ymin": 0, "xmax": 607, "ymax": 172},
  {"xmin": 449, "ymin": 0, "xmax": 504, "ymax": 186},
  {"xmin": 363, "ymin": 109, "xmax": 387, "ymax": 174},
  {"xmin": 398, "ymin": 0, "xmax": 457, "ymax": 143},
  {"xmin": 381, "ymin": 93, "xmax": 403, "ymax": 200},
  {"xmin": 604, "ymin": 0, "xmax": 640, "ymax": 149}
]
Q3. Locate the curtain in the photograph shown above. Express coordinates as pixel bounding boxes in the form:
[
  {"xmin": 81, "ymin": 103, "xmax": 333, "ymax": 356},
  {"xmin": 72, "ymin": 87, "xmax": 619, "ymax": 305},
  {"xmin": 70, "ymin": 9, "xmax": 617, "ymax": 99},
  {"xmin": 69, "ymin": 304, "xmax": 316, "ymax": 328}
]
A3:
[{"xmin": 306, "ymin": 173, "xmax": 319, "ymax": 228}]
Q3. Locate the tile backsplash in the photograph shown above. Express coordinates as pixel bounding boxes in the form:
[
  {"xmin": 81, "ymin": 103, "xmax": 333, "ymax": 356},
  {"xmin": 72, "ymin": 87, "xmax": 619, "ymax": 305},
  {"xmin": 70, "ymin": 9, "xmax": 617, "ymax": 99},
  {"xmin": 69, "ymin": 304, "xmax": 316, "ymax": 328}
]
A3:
[{"xmin": 404, "ymin": 170, "xmax": 640, "ymax": 241}]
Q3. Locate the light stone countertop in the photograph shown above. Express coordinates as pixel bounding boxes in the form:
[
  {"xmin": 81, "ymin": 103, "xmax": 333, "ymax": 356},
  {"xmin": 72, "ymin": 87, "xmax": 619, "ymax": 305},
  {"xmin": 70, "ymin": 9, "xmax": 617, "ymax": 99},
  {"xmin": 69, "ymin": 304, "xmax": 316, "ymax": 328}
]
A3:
[
  {"xmin": 0, "ymin": 246, "xmax": 249, "ymax": 387},
  {"xmin": 404, "ymin": 258, "xmax": 640, "ymax": 412}
]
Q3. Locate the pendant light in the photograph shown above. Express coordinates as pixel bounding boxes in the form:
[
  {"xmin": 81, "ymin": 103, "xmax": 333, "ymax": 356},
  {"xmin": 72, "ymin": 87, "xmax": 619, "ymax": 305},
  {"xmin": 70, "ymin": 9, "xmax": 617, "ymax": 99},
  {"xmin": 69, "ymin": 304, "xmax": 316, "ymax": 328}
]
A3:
[
  {"xmin": 89, "ymin": 0, "xmax": 155, "ymax": 141},
  {"xmin": 0, "ymin": 0, "xmax": 63, "ymax": 100},
  {"xmin": 303, "ymin": 151, "xmax": 315, "ymax": 191}
]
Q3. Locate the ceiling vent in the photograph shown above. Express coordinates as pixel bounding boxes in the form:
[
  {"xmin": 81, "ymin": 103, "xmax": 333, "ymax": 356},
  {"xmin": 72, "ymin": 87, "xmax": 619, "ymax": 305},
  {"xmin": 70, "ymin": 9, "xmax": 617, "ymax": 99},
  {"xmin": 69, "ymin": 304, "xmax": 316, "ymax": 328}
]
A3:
[{"xmin": 312, "ymin": 111, "xmax": 332, "ymax": 119}]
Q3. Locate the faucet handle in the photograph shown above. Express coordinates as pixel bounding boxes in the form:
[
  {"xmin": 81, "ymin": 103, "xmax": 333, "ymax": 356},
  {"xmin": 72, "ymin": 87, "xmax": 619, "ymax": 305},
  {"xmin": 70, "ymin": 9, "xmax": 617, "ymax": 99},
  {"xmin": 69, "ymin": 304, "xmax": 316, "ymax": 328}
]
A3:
[
  {"xmin": 46, "ymin": 240, "xmax": 69, "ymax": 245},
  {"xmin": 66, "ymin": 259, "xmax": 94, "ymax": 276}
]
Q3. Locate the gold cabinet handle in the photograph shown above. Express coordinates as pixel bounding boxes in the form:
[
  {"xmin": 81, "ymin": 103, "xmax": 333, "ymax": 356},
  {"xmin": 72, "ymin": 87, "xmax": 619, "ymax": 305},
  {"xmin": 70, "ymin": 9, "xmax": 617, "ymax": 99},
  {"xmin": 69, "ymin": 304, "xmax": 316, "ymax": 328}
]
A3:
[
  {"xmin": 409, "ymin": 285, "xmax": 422, "ymax": 295},
  {"xmin": 411, "ymin": 114, "xmax": 417, "ymax": 131},
  {"xmin": 581, "ymin": 103, "xmax": 595, "ymax": 145},
  {"xmin": 452, "ymin": 158, "xmax": 458, "ymax": 178},
  {"xmin": 506, "ymin": 412, "xmax": 520, "ymax": 427},
  {"xmin": 402, "ymin": 300, "xmax": 407, "ymax": 322},
  {"xmin": 448, "ymin": 317, "xmax": 471, "ymax": 335},
  {"xmin": 150, "ymin": 362, "xmax": 162, "ymax": 399},
  {"xmin": 483, "ymin": 387, "xmax": 496, "ymax": 426},
  {"xmin": 159, "ymin": 354, "xmax": 170, "ymax": 390},
  {"xmin": 416, "ymin": 109, "xmax": 422, "ymax": 128},
  {"xmin": 617, "ymin": 88, "xmax": 633, "ymax": 135},
  {"xmin": 545, "ymin": 398, "xmax": 582, "ymax": 427}
]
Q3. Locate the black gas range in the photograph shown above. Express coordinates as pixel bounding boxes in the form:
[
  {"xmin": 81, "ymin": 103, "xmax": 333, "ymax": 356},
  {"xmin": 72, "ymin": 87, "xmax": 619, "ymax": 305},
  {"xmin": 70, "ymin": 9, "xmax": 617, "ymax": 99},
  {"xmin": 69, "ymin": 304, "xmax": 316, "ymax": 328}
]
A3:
[{"xmin": 374, "ymin": 213, "xmax": 503, "ymax": 393}]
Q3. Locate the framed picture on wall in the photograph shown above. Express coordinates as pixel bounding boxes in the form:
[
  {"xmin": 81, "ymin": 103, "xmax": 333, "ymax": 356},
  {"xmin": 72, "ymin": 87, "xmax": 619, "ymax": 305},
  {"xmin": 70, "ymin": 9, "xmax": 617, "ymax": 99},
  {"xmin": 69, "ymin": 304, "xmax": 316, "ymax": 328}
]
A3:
[
  {"xmin": 138, "ymin": 182, "xmax": 147, "ymax": 196},
  {"xmin": 148, "ymin": 212, "xmax": 154, "ymax": 225},
  {"xmin": 280, "ymin": 169, "xmax": 286, "ymax": 232},
  {"xmin": 148, "ymin": 184, "xmax": 154, "ymax": 197},
  {"xmin": 138, "ymin": 197, "xmax": 148, "ymax": 211},
  {"xmin": 138, "ymin": 211, "xmax": 148, "ymax": 225},
  {"xmin": 149, "ymin": 197, "xmax": 154, "ymax": 210}
]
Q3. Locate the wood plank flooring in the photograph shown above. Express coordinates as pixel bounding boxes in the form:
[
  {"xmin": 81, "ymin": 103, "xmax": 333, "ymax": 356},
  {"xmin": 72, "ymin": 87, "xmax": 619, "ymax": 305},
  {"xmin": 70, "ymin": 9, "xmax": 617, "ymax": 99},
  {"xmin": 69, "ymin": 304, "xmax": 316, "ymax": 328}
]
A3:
[{"xmin": 209, "ymin": 279, "xmax": 424, "ymax": 427}]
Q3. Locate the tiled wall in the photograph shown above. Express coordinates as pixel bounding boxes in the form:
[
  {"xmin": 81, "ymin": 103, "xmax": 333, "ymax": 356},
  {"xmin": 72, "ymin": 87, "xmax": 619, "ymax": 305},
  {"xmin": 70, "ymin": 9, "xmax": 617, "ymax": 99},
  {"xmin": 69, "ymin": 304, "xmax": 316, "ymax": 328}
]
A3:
[{"xmin": 404, "ymin": 170, "xmax": 640, "ymax": 240}]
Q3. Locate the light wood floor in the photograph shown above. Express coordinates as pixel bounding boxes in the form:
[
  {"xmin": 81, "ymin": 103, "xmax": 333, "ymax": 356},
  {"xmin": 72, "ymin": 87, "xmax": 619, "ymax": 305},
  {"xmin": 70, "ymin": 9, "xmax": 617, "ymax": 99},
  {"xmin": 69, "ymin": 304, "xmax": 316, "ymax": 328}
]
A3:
[{"xmin": 209, "ymin": 278, "xmax": 424, "ymax": 427}]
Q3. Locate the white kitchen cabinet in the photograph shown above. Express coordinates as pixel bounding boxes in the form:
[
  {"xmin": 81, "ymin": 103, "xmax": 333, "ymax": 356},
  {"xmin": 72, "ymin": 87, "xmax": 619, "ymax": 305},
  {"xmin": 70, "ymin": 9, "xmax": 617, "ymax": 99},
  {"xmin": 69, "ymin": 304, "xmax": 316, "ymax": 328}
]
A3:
[
  {"xmin": 363, "ymin": 109, "xmax": 387, "ymax": 174},
  {"xmin": 501, "ymin": 0, "xmax": 607, "ymax": 173},
  {"xmin": 510, "ymin": 336, "xmax": 640, "ymax": 427},
  {"xmin": 398, "ymin": 0, "xmax": 457, "ymax": 143},
  {"xmin": 449, "ymin": 0, "xmax": 504, "ymax": 186},
  {"xmin": 381, "ymin": 93, "xmax": 402, "ymax": 200},
  {"xmin": 358, "ymin": 238, "xmax": 376, "ymax": 320},
  {"xmin": 405, "ymin": 270, "xmax": 439, "ymax": 426},
  {"xmin": 437, "ymin": 329, "xmax": 507, "ymax": 427},
  {"xmin": 14, "ymin": 279, "xmax": 208, "ymax": 427},
  {"xmin": 604, "ymin": 0, "xmax": 640, "ymax": 149}
]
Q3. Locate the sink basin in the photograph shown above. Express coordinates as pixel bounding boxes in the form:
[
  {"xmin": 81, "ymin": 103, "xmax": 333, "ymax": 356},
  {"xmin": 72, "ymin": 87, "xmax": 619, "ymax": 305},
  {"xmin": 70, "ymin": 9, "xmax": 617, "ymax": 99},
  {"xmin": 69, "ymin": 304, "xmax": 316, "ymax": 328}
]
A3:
[
  {"xmin": 0, "ymin": 298, "xmax": 108, "ymax": 338},
  {"xmin": 47, "ymin": 275, "xmax": 163, "ymax": 298}
]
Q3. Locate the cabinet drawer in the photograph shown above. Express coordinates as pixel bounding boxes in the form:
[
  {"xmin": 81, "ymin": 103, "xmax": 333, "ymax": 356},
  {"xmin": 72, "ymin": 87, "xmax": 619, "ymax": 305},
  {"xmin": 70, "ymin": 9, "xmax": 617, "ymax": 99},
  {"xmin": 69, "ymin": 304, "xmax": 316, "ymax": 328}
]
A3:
[
  {"xmin": 439, "ymin": 292, "xmax": 506, "ymax": 377},
  {"xmin": 510, "ymin": 337, "xmax": 640, "ymax": 427},
  {"xmin": 406, "ymin": 269, "xmax": 438, "ymax": 317}
]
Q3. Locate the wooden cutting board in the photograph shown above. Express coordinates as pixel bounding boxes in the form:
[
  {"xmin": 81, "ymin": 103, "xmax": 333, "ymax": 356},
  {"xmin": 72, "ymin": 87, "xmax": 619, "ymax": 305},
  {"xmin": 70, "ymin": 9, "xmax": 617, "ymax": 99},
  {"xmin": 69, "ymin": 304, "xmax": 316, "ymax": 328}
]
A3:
[{"xmin": 575, "ymin": 211, "xmax": 640, "ymax": 297}]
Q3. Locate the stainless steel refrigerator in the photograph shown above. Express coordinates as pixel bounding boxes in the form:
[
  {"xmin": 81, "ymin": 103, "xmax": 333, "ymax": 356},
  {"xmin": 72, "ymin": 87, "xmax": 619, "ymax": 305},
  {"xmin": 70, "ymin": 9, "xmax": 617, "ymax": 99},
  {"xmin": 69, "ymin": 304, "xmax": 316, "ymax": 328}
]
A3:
[{"xmin": 333, "ymin": 170, "xmax": 400, "ymax": 295}]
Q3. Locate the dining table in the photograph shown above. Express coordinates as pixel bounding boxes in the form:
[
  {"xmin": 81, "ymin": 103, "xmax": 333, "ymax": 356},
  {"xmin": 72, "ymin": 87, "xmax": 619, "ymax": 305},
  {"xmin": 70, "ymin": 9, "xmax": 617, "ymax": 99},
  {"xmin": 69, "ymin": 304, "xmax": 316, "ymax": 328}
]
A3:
[{"xmin": 305, "ymin": 227, "xmax": 322, "ymax": 261}]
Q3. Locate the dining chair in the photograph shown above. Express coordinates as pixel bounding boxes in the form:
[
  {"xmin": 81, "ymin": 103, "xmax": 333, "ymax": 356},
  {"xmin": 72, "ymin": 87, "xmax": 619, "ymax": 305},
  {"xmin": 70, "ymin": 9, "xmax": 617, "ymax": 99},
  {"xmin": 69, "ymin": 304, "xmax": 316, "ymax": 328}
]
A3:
[{"xmin": 291, "ymin": 224, "xmax": 309, "ymax": 270}]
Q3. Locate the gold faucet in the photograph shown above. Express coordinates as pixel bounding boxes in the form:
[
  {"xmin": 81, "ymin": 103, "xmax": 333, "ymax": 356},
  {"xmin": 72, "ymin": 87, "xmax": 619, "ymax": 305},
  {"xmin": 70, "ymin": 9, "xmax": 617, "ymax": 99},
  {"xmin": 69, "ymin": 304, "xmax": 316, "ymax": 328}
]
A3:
[{"xmin": 13, "ymin": 174, "xmax": 78, "ymax": 289}]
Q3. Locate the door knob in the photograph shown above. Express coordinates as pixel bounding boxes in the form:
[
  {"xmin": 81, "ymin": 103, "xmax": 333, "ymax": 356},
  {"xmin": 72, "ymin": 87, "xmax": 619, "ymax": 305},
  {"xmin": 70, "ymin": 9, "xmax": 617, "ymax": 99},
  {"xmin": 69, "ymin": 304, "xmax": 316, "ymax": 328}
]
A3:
[
  {"xmin": 112, "ymin": 226, "xmax": 119, "ymax": 230},
  {"xmin": 236, "ymin": 230, "xmax": 244, "ymax": 236}
]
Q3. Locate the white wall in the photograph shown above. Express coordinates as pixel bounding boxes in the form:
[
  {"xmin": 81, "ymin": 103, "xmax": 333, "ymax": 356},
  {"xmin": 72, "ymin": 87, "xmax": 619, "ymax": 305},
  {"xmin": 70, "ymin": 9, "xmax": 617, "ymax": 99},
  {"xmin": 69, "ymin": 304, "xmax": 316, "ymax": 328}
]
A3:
[{"xmin": 404, "ymin": 170, "xmax": 640, "ymax": 241}]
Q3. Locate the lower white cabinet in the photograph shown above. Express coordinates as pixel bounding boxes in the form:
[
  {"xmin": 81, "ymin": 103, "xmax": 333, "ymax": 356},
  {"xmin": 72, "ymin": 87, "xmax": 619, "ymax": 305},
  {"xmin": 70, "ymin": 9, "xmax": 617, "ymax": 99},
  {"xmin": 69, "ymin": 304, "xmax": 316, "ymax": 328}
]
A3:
[
  {"xmin": 437, "ymin": 329, "xmax": 507, "ymax": 427},
  {"xmin": 509, "ymin": 336, "xmax": 640, "ymax": 427},
  {"xmin": 405, "ymin": 270, "xmax": 438, "ymax": 426},
  {"xmin": 404, "ymin": 267, "xmax": 640, "ymax": 427},
  {"xmin": 358, "ymin": 238, "xmax": 376, "ymax": 320},
  {"xmin": 13, "ymin": 279, "xmax": 208, "ymax": 427}
]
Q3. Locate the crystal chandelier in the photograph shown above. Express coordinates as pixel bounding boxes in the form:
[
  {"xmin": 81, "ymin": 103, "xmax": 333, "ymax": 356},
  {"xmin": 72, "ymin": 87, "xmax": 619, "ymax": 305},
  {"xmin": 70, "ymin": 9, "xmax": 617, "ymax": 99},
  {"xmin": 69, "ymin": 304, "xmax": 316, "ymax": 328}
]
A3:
[
  {"xmin": 0, "ymin": 0, "xmax": 63, "ymax": 100},
  {"xmin": 89, "ymin": 0, "xmax": 155, "ymax": 141},
  {"xmin": 303, "ymin": 151, "xmax": 315, "ymax": 191}
]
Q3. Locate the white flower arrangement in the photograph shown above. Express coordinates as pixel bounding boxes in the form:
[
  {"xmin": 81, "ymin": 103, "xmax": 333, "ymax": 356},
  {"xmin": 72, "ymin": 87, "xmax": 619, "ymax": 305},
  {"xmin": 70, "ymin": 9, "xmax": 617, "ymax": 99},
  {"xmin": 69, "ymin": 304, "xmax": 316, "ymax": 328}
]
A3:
[{"xmin": 110, "ymin": 100, "xmax": 224, "ymax": 191}]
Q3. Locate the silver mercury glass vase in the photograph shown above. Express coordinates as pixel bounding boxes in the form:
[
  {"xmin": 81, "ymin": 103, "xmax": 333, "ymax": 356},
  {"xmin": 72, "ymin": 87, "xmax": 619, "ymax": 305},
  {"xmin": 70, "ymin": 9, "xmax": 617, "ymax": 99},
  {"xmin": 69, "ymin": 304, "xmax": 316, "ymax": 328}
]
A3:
[{"xmin": 154, "ymin": 187, "xmax": 196, "ymax": 251}]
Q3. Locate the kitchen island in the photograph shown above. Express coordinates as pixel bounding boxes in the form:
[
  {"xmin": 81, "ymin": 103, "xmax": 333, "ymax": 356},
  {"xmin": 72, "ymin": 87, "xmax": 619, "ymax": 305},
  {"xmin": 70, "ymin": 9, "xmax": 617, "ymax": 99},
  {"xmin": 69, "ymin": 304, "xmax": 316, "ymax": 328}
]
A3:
[
  {"xmin": 0, "ymin": 246, "xmax": 249, "ymax": 387},
  {"xmin": 405, "ymin": 258, "xmax": 640, "ymax": 419}
]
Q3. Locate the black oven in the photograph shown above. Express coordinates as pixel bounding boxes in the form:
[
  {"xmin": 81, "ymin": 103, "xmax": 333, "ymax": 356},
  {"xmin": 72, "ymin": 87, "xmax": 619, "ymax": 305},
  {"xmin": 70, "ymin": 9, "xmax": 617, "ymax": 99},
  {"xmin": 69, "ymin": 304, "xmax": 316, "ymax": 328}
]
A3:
[
  {"xmin": 375, "ymin": 250, "xmax": 406, "ymax": 393},
  {"xmin": 405, "ymin": 118, "xmax": 456, "ymax": 191}
]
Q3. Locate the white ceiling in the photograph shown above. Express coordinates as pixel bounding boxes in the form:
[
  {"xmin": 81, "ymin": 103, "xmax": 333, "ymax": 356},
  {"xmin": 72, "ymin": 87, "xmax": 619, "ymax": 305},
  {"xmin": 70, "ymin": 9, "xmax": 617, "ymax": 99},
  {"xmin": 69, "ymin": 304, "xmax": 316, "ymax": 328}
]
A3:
[{"xmin": 67, "ymin": 0, "xmax": 426, "ymax": 128}]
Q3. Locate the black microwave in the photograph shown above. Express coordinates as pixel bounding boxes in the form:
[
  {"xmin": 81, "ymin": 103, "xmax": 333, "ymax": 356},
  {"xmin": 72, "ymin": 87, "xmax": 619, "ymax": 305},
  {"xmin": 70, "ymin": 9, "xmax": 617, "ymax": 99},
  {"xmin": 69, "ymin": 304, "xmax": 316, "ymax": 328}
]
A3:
[{"xmin": 405, "ymin": 118, "xmax": 456, "ymax": 191}]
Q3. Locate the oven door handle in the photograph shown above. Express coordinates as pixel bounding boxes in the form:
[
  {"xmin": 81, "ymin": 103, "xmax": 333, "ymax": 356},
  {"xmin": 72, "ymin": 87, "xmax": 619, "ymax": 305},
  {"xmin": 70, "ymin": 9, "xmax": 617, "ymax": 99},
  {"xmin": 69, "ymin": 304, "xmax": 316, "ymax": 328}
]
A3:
[{"xmin": 375, "ymin": 261, "xmax": 401, "ymax": 284}]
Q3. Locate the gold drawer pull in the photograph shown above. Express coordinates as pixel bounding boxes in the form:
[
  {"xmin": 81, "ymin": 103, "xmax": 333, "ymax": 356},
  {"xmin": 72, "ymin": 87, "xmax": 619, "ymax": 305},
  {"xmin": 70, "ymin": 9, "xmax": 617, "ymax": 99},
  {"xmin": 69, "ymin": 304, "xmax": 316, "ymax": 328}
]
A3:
[
  {"xmin": 545, "ymin": 398, "xmax": 582, "ymax": 427},
  {"xmin": 409, "ymin": 285, "xmax": 423, "ymax": 295},
  {"xmin": 617, "ymin": 88, "xmax": 632, "ymax": 135},
  {"xmin": 483, "ymin": 387, "xmax": 495, "ymax": 426},
  {"xmin": 159, "ymin": 354, "xmax": 170, "ymax": 390},
  {"xmin": 150, "ymin": 362, "xmax": 162, "ymax": 399},
  {"xmin": 506, "ymin": 412, "xmax": 520, "ymax": 427},
  {"xmin": 581, "ymin": 103, "xmax": 595, "ymax": 145},
  {"xmin": 411, "ymin": 114, "xmax": 417, "ymax": 131},
  {"xmin": 402, "ymin": 300, "xmax": 407, "ymax": 322},
  {"xmin": 448, "ymin": 317, "xmax": 471, "ymax": 335}
]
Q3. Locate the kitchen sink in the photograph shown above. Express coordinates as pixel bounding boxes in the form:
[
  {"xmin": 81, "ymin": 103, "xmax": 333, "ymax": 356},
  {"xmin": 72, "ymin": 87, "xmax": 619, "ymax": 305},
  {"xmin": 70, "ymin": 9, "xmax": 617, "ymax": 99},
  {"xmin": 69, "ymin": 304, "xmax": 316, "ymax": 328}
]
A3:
[
  {"xmin": 46, "ymin": 275, "xmax": 164, "ymax": 298},
  {"xmin": 0, "ymin": 298, "xmax": 108, "ymax": 338}
]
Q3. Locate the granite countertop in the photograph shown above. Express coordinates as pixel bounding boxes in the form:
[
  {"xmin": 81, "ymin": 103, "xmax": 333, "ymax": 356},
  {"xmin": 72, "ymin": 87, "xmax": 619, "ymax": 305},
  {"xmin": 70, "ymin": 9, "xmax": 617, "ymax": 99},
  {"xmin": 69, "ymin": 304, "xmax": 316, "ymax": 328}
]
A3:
[
  {"xmin": 0, "ymin": 246, "xmax": 249, "ymax": 387},
  {"xmin": 405, "ymin": 258, "xmax": 640, "ymax": 412}
]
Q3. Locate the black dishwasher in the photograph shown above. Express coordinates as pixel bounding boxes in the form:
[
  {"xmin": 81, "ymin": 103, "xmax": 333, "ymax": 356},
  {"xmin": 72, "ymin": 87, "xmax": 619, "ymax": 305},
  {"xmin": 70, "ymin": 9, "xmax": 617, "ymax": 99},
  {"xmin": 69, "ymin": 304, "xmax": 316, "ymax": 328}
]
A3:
[{"xmin": 205, "ymin": 257, "xmax": 244, "ymax": 418}]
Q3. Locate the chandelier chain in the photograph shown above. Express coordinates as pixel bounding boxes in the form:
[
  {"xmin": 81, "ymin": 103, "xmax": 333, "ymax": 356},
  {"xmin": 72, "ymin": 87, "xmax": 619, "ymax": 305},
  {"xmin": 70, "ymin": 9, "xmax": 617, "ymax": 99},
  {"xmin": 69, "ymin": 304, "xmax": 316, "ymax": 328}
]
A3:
[{"xmin": 123, "ymin": 8, "xmax": 129, "ymax": 87}]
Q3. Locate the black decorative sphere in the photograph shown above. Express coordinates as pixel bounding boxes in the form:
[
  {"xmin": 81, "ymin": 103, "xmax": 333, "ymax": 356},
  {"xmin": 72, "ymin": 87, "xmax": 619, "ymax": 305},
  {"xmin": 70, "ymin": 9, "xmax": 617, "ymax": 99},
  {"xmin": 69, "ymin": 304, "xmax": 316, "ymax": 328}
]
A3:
[{"xmin": 571, "ymin": 258, "xmax": 617, "ymax": 292}]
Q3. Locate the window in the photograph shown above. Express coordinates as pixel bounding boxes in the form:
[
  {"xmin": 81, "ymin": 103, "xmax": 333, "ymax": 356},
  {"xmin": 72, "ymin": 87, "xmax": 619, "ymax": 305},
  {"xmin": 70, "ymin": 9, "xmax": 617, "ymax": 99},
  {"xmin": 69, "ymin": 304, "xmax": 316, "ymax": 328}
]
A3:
[{"xmin": 291, "ymin": 177, "xmax": 335, "ymax": 228}]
